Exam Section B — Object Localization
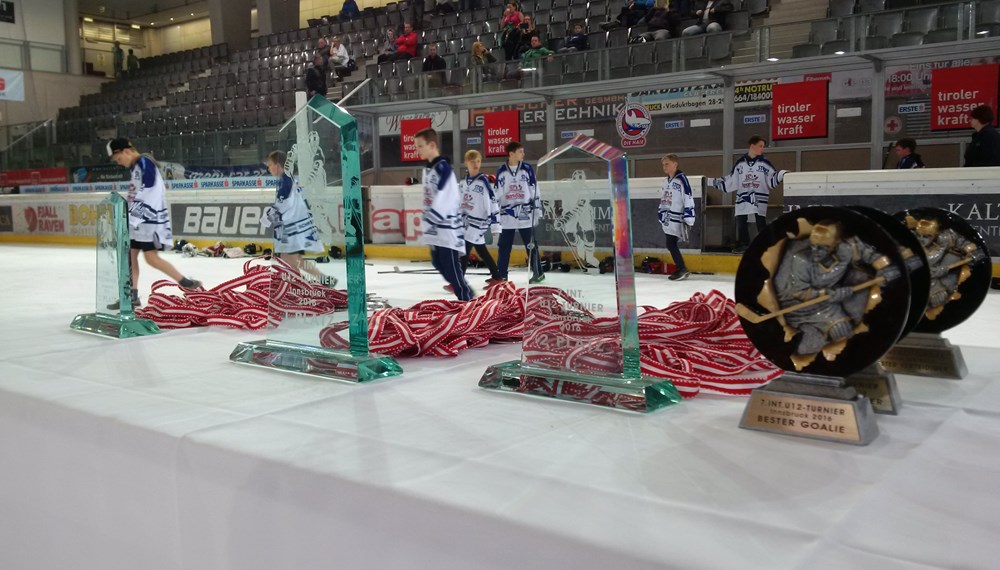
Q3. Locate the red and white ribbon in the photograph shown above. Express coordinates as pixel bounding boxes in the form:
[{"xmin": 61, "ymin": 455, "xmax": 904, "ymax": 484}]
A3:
[{"xmin": 138, "ymin": 264, "xmax": 780, "ymax": 397}]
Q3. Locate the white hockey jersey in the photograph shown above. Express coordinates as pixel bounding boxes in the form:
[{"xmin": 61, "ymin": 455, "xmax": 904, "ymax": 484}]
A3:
[
  {"xmin": 420, "ymin": 156, "xmax": 466, "ymax": 252},
  {"xmin": 460, "ymin": 173, "xmax": 501, "ymax": 245},
  {"xmin": 127, "ymin": 156, "xmax": 173, "ymax": 249},
  {"xmin": 709, "ymin": 154, "xmax": 786, "ymax": 217},
  {"xmin": 658, "ymin": 170, "xmax": 696, "ymax": 240},
  {"xmin": 267, "ymin": 173, "xmax": 324, "ymax": 254},
  {"xmin": 495, "ymin": 161, "xmax": 540, "ymax": 230}
]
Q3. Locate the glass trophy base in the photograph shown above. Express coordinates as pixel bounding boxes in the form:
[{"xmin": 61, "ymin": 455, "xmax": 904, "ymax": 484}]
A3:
[
  {"xmin": 229, "ymin": 339, "xmax": 403, "ymax": 383},
  {"xmin": 879, "ymin": 332, "xmax": 967, "ymax": 379},
  {"xmin": 844, "ymin": 363, "xmax": 901, "ymax": 415},
  {"xmin": 479, "ymin": 360, "xmax": 682, "ymax": 413},
  {"xmin": 70, "ymin": 312, "xmax": 162, "ymax": 339},
  {"xmin": 739, "ymin": 372, "xmax": 879, "ymax": 445}
]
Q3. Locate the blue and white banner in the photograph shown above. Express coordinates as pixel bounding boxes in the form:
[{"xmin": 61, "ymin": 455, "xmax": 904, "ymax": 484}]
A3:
[{"xmin": 0, "ymin": 69, "xmax": 25, "ymax": 102}]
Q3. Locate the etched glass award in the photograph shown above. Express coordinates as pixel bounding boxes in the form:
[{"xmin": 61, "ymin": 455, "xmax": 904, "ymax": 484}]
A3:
[
  {"xmin": 735, "ymin": 206, "xmax": 911, "ymax": 444},
  {"xmin": 230, "ymin": 95, "xmax": 402, "ymax": 382},
  {"xmin": 70, "ymin": 192, "xmax": 161, "ymax": 338},
  {"xmin": 479, "ymin": 134, "xmax": 681, "ymax": 412}
]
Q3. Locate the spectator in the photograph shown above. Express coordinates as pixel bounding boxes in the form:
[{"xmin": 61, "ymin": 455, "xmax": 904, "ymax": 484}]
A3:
[
  {"xmin": 433, "ymin": 0, "xmax": 456, "ymax": 14},
  {"xmin": 964, "ymin": 105, "xmax": 1000, "ymax": 167},
  {"xmin": 636, "ymin": 1, "xmax": 674, "ymax": 42},
  {"xmin": 667, "ymin": 0, "xmax": 693, "ymax": 37},
  {"xmin": 329, "ymin": 35, "xmax": 351, "ymax": 77},
  {"xmin": 305, "ymin": 53, "xmax": 328, "ymax": 98},
  {"xmin": 893, "ymin": 138, "xmax": 925, "ymax": 169},
  {"xmin": 516, "ymin": 16, "xmax": 539, "ymax": 56},
  {"xmin": 559, "ymin": 22, "xmax": 590, "ymax": 52},
  {"xmin": 500, "ymin": 2, "xmax": 524, "ymax": 61},
  {"xmin": 112, "ymin": 41, "xmax": 124, "ymax": 78},
  {"xmin": 682, "ymin": 0, "xmax": 733, "ymax": 36},
  {"xmin": 422, "ymin": 43, "xmax": 448, "ymax": 87},
  {"xmin": 471, "ymin": 41, "xmax": 498, "ymax": 80},
  {"xmin": 410, "ymin": 0, "xmax": 425, "ymax": 30},
  {"xmin": 340, "ymin": 0, "xmax": 361, "ymax": 20},
  {"xmin": 394, "ymin": 22, "xmax": 419, "ymax": 61},
  {"xmin": 616, "ymin": 0, "xmax": 650, "ymax": 28},
  {"xmin": 126, "ymin": 49, "xmax": 139, "ymax": 74},
  {"xmin": 377, "ymin": 29, "xmax": 398, "ymax": 63},
  {"xmin": 317, "ymin": 37, "xmax": 330, "ymax": 69},
  {"xmin": 506, "ymin": 34, "xmax": 553, "ymax": 79}
]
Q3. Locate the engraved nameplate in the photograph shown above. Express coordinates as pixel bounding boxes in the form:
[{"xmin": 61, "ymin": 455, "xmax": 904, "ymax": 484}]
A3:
[{"xmin": 740, "ymin": 390, "xmax": 878, "ymax": 445}]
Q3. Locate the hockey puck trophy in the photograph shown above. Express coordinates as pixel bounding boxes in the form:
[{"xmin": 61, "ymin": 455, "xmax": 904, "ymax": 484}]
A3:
[
  {"xmin": 479, "ymin": 134, "xmax": 682, "ymax": 412},
  {"xmin": 735, "ymin": 206, "xmax": 911, "ymax": 444},
  {"xmin": 230, "ymin": 95, "xmax": 402, "ymax": 382},
  {"xmin": 841, "ymin": 205, "xmax": 932, "ymax": 414},
  {"xmin": 878, "ymin": 207, "xmax": 992, "ymax": 379},
  {"xmin": 70, "ymin": 192, "xmax": 162, "ymax": 339}
]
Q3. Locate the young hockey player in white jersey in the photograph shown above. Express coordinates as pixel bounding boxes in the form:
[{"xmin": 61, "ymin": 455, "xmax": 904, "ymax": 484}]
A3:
[
  {"xmin": 494, "ymin": 141, "xmax": 545, "ymax": 283},
  {"xmin": 708, "ymin": 135, "xmax": 787, "ymax": 254},
  {"xmin": 107, "ymin": 138, "xmax": 201, "ymax": 309},
  {"xmin": 262, "ymin": 150, "xmax": 336, "ymax": 287},
  {"xmin": 414, "ymin": 128, "xmax": 474, "ymax": 301},
  {"xmin": 657, "ymin": 154, "xmax": 696, "ymax": 281},
  {"xmin": 460, "ymin": 149, "xmax": 504, "ymax": 285}
]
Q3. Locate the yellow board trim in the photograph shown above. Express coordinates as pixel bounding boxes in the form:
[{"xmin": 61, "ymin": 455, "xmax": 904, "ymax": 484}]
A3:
[{"xmin": 2, "ymin": 236, "xmax": 999, "ymax": 276}]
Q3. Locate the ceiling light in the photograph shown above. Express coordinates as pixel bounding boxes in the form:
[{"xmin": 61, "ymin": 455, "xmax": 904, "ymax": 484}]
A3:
[
  {"xmin": 150, "ymin": 22, "xmax": 155, "ymax": 25},
  {"xmin": 834, "ymin": 50, "xmax": 845, "ymax": 55},
  {"xmin": 190, "ymin": 13, "xmax": 194, "ymax": 16},
  {"xmin": 767, "ymin": 57, "xmax": 779, "ymax": 62},
  {"xmin": 170, "ymin": 17, "xmax": 174, "ymax": 21},
  {"xmin": 83, "ymin": 17, "xmax": 93, "ymax": 22},
  {"xmin": 977, "ymin": 30, "xmax": 989, "ymax": 35},
  {"xmin": 132, "ymin": 24, "xmax": 141, "ymax": 29}
]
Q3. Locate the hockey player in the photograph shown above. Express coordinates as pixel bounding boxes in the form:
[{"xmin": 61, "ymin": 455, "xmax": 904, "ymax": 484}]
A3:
[
  {"xmin": 657, "ymin": 154, "xmax": 696, "ymax": 281},
  {"xmin": 495, "ymin": 141, "xmax": 545, "ymax": 283},
  {"xmin": 414, "ymin": 128, "xmax": 474, "ymax": 301},
  {"xmin": 708, "ymin": 135, "xmax": 787, "ymax": 254},
  {"xmin": 262, "ymin": 150, "xmax": 336, "ymax": 287},
  {"xmin": 107, "ymin": 138, "xmax": 201, "ymax": 309},
  {"xmin": 460, "ymin": 150, "xmax": 504, "ymax": 286}
]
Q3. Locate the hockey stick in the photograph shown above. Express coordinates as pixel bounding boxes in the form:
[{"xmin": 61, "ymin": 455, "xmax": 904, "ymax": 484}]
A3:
[{"xmin": 736, "ymin": 276, "xmax": 885, "ymax": 325}]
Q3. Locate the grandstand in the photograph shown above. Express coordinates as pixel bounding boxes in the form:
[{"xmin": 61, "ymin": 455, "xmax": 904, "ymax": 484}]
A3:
[{"xmin": 2, "ymin": 0, "xmax": 999, "ymax": 172}]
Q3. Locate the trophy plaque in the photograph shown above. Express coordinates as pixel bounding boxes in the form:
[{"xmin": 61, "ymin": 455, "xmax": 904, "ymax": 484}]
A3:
[
  {"xmin": 70, "ymin": 192, "xmax": 162, "ymax": 339},
  {"xmin": 479, "ymin": 134, "xmax": 682, "ymax": 412},
  {"xmin": 230, "ymin": 95, "xmax": 402, "ymax": 382},
  {"xmin": 735, "ymin": 206, "xmax": 910, "ymax": 444},
  {"xmin": 841, "ymin": 206, "xmax": 930, "ymax": 414},
  {"xmin": 879, "ymin": 208, "xmax": 991, "ymax": 379}
]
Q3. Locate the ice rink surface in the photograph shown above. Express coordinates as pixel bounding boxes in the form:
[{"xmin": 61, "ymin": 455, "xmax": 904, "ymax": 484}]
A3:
[{"xmin": 3, "ymin": 243, "xmax": 1000, "ymax": 569}]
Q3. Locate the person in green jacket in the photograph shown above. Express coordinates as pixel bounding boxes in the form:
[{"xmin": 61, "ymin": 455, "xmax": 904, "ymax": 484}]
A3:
[{"xmin": 506, "ymin": 34, "xmax": 553, "ymax": 79}]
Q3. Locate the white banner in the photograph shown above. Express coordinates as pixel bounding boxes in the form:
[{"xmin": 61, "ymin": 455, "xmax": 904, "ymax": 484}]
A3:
[{"xmin": 0, "ymin": 69, "xmax": 25, "ymax": 101}]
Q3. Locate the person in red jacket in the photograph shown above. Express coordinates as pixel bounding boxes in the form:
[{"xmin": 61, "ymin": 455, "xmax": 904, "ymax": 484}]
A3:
[{"xmin": 393, "ymin": 22, "xmax": 419, "ymax": 61}]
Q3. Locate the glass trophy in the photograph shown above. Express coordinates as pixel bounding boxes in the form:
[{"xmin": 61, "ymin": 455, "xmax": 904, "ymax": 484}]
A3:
[
  {"xmin": 229, "ymin": 95, "xmax": 402, "ymax": 382},
  {"xmin": 479, "ymin": 134, "xmax": 681, "ymax": 412},
  {"xmin": 70, "ymin": 192, "xmax": 162, "ymax": 338}
]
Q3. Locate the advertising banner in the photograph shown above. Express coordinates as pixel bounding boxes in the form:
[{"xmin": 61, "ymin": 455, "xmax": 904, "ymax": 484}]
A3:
[
  {"xmin": 71, "ymin": 164, "xmax": 129, "ymax": 183},
  {"xmin": 483, "ymin": 110, "xmax": 520, "ymax": 157},
  {"xmin": 400, "ymin": 118, "xmax": 431, "ymax": 162},
  {"xmin": 771, "ymin": 81, "xmax": 829, "ymax": 141},
  {"xmin": 0, "ymin": 69, "xmax": 25, "ymax": 101},
  {"xmin": 0, "ymin": 167, "xmax": 68, "ymax": 187},
  {"xmin": 930, "ymin": 63, "xmax": 999, "ymax": 131}
]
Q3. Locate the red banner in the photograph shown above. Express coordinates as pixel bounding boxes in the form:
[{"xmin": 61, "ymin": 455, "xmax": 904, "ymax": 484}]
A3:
[
  {"xmin": 0, "ymin": 167, "xmax": 68, "ymax": 187},
  {"xmin": 483, "ymin": 110, "xmax": 520, "ymax": 157},
  {"xmin": 400, "ymin": 118, "xmax": 431, "ymax": 162},
  {"xmin": 771, "ymin": 81, "xmax": 828, "ymax": 141},
  {"xmin": 930, "ymin": 64, "xmax": 999, "ymax": 131}
]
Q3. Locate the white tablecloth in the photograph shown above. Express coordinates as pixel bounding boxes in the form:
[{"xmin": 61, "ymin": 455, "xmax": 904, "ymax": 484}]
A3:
[{"xmin": 2, "ymin": 246, "xmax": 998, "ymax": 569}]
